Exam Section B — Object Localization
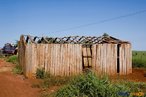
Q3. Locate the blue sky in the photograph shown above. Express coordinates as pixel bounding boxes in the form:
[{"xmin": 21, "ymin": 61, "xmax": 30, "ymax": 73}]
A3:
[{"xmin": 0, "ymin": 0, "xmax": 146, "ymax": 50}]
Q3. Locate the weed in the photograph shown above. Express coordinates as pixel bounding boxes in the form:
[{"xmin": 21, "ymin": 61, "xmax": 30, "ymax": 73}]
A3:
[
  {"xmin": 36, "ymin": 68, "xmax": 46, "ymax": 79},
  {"xmin": 12, "ymin": 64, "xmax": 23, "ymax": 74},
  {"xmin": 7, "ymin": 55, "xmax": 18, "ymax": 64},
  {"xmin": 55, "ymin": 71, "xmax": 146, "ymax": 97}
]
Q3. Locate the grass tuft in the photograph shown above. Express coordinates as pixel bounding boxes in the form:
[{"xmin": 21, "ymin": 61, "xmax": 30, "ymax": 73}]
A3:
[
  {"xmin": 55, "ymin": 71, "xmax": 146, "ymax": 97},
  {"xmin": 6, "ymin": 55, "xmax": 18, "ymax": 64},
  {"xmin": 12, "ymin": 64, "xmax": 23, "ymax": 74}
]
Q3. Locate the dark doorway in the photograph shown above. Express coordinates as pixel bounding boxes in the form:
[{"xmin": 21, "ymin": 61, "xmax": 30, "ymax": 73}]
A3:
[{"xmin": 117, "ymin": 44, "xmax": 121, "ymax": 73}]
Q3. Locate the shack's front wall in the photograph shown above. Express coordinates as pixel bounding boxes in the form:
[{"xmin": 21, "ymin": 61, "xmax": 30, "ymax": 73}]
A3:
[
  {"xmin": 19, "ymin": 41, "xmax": 132, "ymax": 78},
  {"xmin": 23, "ymin": 44, "xmax": 83, "ymax": 77}
]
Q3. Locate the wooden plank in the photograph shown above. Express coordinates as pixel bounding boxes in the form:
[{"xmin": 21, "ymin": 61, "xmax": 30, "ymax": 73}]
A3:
[
  {"xmin": 114, "ymin": 44, "xmax": 117, "ymax": 75},
  {"xmin": 87, "ymin": 47, "xmax": 92, "ymax": 67},
  {"xmin": 97, "ymin": 44, "xmax": 101, "ymax": 74},
  {"xmin": 120, "ymin": 44, "xmax": 122, "ymax": 75},
  {"xmin": 72, "ymin": 44, "xmax": 75, "ymax": 75},
  {"xmin": 68, "ymin": 44, "xmax": 71, "ymax": 76},
  {"xmin": 64, "ymin": 44, "xmax": 67, "ymax": 76},
  {"xmin": 60, "ymin": 44, "xmax": 64, "ymax": 76},
  {"xmin": 96, "ymin": 44, "xmax": 99, "ymax": 74},
  {"xmin": 106, "ymin": 44, "xmax": 110, "ymax": 75},
  {"xmin": 79, "ymin": 44, "xmax": 82, "ymax": 74},
  {"xmin": 101, "ymin": 44, "xmax": 104, "ymax": 74},
  {"xmin": 124, "ymin": 44, "xmax": 126, "ymax": 75},
  {"xmin": 25, "ymin": 44, "xmax": 32, "ymax": 77},
  {"xmin": 47, "ymin": 44, "xmax": 51, "ymax": 73},
  {"xmin": 31, "ymin": 44, "xmax": 37, "ymax": 77},
  {"xmin": 54, "ymin": 44, "xmax": 57, "ymax": 76},
  {"xmin": 76, "ymin": 44, "xmax": 80, "ymax": 74},
  {"xmin": 91, "ymin": 45, "xmax": 96, "ymax": 72},
  {"xmin": 67, "ymin": 44, "xmax": 70, "ymax": 76},
  {"xmin": 57, "ymin": 44, "xmax": 60, "ymax": 76},
  {"xmin": 83, "ymin": 47, "xmax": 88, "ymax": 67},
  {"xmin": 64, "ymin": 44, "xmax": 66, "ymax": 76},
  {"xmin": 24, "ymin": 45, "xmax": 28, "ymax": 77},
  {"xmin": 120, "ymin": 44, "xmax": 124, "ymax": 75},
  {"xmin": 104, "ymin": 44, "xmax": 107, "ymax": 74},
  {"xmin": 44, "ymin": 45, "xmax": 48, "ymax": 72},
  {"xmin": 50, "ymin": 44, "xmax": 53, "ymax": 75},
  {"xmin": 28, "ymin": 44, "xmax": 32, "ymax": 77},
  {"xmin": 109, "ymin": 44, "xmax": 113, "ymax": 75},
  {"xmin": 125, "ymin": 44, "xmax": 127, "ymax": 75}
]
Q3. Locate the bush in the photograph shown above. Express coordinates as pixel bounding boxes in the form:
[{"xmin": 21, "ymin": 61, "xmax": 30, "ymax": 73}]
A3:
[
  {"xmin": 55, "ymin": 71, "xmax": 146, "ymax": 97},
  {"xmin": 7, "ymin": 55, "xmax": 18, "ymax": 64},
  {"xmin": 36, "ymin": 68, "xmax": 46, "ymax": 79},
  {"xmin": 36, "ymin": 68, "xmax": 72, "ymax": 88}
]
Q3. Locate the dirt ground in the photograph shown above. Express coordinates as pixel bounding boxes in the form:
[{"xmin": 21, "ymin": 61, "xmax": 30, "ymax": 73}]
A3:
[
  {"xmin": 1, "ymin": 58, "xmax": 146, "ymax": 97},
  {"xmin": 0, "ymin": 59, "xmax": 40, "ymax": 97},
  {"xmin": 111, "ymin": 68, "xmax": 146, "ymax": 82}
]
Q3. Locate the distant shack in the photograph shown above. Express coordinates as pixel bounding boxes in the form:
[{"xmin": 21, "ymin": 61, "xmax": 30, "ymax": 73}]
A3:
[{"xmin": 18, "ymin": 34, "xmax": 132, "ymax": 78}]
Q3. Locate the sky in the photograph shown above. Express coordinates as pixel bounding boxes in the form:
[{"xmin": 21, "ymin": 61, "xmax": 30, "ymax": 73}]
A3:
[{"xmin": 0, "ymin": 0, "xmax": 146, "ymax": 50}]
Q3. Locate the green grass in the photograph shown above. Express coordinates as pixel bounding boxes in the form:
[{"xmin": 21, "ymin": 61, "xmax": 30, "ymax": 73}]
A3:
[
  {"xmin": 6, "ymin": 55, "xmax": 23, "ymax": 74},
  {"xmin": 132, "ymin": 51, "xmax": 146, "ymax": 68},
  {"xmin": 36, "ymin": 68, "xmax": 72, "ymax": 88},
  {"xmin": 12, "ymin": 64, "xmax": 23, "ymax": 74},
  {"xmin": 55, "ymin": 71, "xmax": 146, "ymax": 97},
  {"xmin": 40, "ymin": 71, "xmax": 146, "ymax": 97},
  {"xmin": 6, "ymin": 55, "xmax": 18, "ymax": 65}
]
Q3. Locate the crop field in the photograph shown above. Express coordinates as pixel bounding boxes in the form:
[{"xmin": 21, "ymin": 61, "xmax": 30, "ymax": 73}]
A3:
[{"xmin": 132, "ymin": 51, "xmax": 146, "ymax": 68}]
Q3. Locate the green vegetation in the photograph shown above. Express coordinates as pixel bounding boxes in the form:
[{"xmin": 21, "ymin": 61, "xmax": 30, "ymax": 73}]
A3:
[
  {"xmin": 132, "ymin": 51, "xmax": 146, "ymax": 68},
  {"xmin": 6, "ymin": 55, "xmax": 18, "ymax": 64},
  {"xmin": 36, "ymin": 68, "xmax": 71, "ymax": 88},
  {"xmin": 40, "ymin": 71, "xmax": 146, "ymax": 97},
  {"xmin": 12, "ymin": 64, "xmax": 23, "ymax": 74},
  {"xmin": 6, "ymin": 55, "xmax": 23, "ymax": 74},
  {"xmin": 56, "ymin": 71, "xmax": 146, "ymax": 97},
  {"xmin": 36, "ymin": 68, "xmax": 46, "ymax": 79}
]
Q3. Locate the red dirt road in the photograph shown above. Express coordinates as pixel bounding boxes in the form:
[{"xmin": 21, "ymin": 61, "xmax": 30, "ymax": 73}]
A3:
[{"xmin": 0, "ymin": 59, "xmax": 40, "ymax": 97}]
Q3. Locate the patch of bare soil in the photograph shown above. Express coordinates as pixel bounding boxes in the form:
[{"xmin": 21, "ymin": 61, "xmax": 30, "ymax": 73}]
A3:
[
  {"xmin": 0, "ymin": 59, "xmax": 14, "ymax": 72},
  {"xmin": 0, "ymin": 59, "xmax": 40, "ymax": 97},
  {"xmin": 111, "ymin": 68, "xmax": 146, "ymax": 82}
]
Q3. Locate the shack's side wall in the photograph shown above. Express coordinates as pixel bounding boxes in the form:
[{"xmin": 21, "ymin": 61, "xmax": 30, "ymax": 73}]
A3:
[
  {"xmin": 18, "ymin": 36, "xmax": 26, "ymax": 74},
  {"xmin": 119, "ymin": 44, "xmax": 132, "ymax": 75},
  {"xmin": 22, "ymin": 43, "xmax": 83, "ymax": 78},
  {"xmin": 92, "ymin": 44, "xmax": 117, "ymax": 75}
]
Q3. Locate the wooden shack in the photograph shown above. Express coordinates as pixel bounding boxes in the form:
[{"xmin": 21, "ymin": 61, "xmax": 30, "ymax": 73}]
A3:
[{"xmin": 18, "ymin": 34, "xmax": 132, "ymax": 78}]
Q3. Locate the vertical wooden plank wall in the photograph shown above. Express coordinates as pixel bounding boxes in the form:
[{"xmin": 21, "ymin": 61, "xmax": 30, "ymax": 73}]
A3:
[
  {"xmin": 19, "ymin": 41, "xmax": 132, "ymax": 78},
  {"xmin": 23, "ymin": 44, "xmax": 83, "ymax": 78},
  {"xmin": 92, "ymin": 44, "xmax": 117, "ymax": 75}
]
